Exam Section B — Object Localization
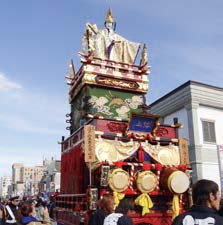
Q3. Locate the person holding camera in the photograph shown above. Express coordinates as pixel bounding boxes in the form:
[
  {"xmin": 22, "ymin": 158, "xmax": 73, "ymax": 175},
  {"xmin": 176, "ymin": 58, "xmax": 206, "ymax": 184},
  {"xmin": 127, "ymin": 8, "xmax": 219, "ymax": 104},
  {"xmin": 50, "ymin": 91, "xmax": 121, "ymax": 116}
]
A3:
[{"xmin": 20, "ymin": 203, "xmax": 50, "ymax": 225}]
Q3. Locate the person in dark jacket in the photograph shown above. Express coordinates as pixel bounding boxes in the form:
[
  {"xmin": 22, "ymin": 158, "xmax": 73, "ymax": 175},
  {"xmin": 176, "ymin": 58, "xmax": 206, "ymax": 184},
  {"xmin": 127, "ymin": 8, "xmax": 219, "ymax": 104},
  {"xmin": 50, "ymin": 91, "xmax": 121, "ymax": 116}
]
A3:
[
  {"xmin": 5, "ymin": 196, "xmax": 20, "ymax": 225},
  {"xmin": 172, "ymin": 179, "xmax": 223, "ymax": 225},
  {"xmin": 0, "ymin": 197, "xmax": 6, "ymax": 225},
  {"xmin": 103, "ymin": 198, "xmax": 134, "ymax": 225},
  {"xmin": 47, "ymin": 195, "xmax": 55, "ymax": 219},
  {"xmin": 218, "ymin": 199, "xmax": 223, "ymax": 217},
  {"xmin": 88, "ymin": 194, "xmax": 114, "ymax": 225}
]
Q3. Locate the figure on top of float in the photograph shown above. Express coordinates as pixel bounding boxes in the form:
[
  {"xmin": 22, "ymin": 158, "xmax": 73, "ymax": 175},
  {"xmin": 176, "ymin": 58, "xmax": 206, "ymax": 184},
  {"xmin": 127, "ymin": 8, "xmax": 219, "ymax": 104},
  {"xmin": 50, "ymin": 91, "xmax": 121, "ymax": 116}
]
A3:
[{"xmin": 82, "ymin": 9, "xmax": 145, "ymax": 65}]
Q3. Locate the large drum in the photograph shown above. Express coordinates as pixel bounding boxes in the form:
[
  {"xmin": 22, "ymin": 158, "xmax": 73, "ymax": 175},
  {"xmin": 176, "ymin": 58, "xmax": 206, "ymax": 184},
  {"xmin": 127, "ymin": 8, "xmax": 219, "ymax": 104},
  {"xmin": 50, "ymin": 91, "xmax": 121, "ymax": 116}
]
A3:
[
  {"xmin": 136, "ymin": 170, "xmax": 157, "ymax": 193},
  {"xmin": 160, "ymin": 167, "xmax": 190, "ymax": 194},
  {"xmin": 108, "ymin": 168, "xmax": 130, "ymax": 192}
]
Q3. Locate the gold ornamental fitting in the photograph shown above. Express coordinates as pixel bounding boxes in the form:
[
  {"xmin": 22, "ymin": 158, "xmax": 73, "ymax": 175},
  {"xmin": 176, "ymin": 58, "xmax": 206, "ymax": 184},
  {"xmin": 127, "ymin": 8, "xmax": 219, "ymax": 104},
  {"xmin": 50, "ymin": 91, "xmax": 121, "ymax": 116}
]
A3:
[{"xmin": 105, "ymin": 8, "xmax": 114, "ymax": 23}]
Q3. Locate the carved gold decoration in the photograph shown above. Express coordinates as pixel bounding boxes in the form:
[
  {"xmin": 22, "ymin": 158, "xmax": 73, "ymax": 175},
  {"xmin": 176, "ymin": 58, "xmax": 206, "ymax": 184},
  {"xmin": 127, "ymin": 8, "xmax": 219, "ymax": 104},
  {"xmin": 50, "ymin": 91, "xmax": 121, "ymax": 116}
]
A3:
[
  {"xmin": 95, "ymin": 137, "xmax": 139, "ymax": 164},
  {"xmin": 105, "ymin": 8, "xmax": 114, "ymax": 23},
  {"xmin": 138, "ymin": 82, "xmax": 149, "ymax": 92},
  {"xmin": 82, "ymin": 23, "xmax": 98, "ymax": 55},
  {"xmin": 83, "ymin": 73, "xmax": 97, "ymax": 83},
  {"xmin": 96, "ymin": 76, "xmax": 138, "ymax": 89},
  {"xmin": 141, "ymin": 142, "xmax": 180, "ymax": 166},
  {"xmin": 107, "ymin": 122, "xmax": 128, "ymax": 134},
  {"xmin": 66, "ymin": 60, "xmax": 75, "ymax": 79},
  {"xmin": 140, "ymin": 44, "xmax": 148, "ymax": 66},
  {"xmin": 81, "ymin": 32, "xmax": 87, "ymax": 55}
]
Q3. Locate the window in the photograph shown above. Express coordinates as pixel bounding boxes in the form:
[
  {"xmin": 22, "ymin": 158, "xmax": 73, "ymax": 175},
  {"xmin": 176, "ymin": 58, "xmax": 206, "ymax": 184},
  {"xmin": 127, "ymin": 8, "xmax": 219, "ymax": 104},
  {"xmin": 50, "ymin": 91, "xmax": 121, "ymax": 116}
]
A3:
[{"xmin": 202, "ymin": 120, "xmax": 216, "ymax": 143}]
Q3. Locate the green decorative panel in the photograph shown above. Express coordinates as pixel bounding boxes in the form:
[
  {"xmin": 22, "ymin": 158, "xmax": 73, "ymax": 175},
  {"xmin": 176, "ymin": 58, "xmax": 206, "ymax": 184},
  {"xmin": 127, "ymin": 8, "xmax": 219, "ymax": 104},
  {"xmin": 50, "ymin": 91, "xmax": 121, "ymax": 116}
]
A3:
[
  {"xmin": 71, "ymin": 88, "xmax": 87, "ymax": 131},
  {"xmin": 70, "ymin": 86, "xmax": 145, "ymax": 131},
  {"xmin": 88, "ymin": 87, "xmax": 144, "ymax": 120}
]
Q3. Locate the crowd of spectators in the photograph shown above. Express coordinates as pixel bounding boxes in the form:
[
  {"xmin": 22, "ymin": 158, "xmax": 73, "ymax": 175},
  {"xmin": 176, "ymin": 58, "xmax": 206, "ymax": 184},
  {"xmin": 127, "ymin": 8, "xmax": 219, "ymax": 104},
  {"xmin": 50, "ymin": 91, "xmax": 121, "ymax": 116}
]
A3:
[
  {"xmin": 1, "ymin": 180, "xmax": 223, "ymax": 225},
  {"xmin": 0, "ymin": 194, "xmax": 56, "ymax": 225}
]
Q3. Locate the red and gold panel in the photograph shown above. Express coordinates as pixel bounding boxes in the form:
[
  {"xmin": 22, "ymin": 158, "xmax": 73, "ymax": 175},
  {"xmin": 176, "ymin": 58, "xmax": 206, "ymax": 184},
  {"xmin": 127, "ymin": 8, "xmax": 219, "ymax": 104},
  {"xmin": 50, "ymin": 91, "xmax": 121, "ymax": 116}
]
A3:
[
  {"xmin": 155, "ymin": 126, "xmax": 177, "ymax": 139},
  {"xmin": 91, "ymin": 119, "xmax": 128, "ymax": 134}
]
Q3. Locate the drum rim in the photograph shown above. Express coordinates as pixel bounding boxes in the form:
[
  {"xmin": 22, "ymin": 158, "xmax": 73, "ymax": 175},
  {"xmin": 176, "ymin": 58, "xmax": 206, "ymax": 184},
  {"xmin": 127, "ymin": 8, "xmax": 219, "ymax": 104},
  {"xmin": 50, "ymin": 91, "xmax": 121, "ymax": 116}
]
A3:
[{"xmin": 167, "ymin": 171, "xmax": 190, "ymax": 194}]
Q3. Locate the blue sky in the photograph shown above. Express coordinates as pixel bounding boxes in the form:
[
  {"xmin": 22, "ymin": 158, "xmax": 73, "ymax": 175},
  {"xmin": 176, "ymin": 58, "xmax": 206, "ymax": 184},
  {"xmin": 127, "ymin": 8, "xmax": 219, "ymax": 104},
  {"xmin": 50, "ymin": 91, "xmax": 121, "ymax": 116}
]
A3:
[{"xmin": 0, "ymin": 0, "xmax": 223, "ymax": 177}]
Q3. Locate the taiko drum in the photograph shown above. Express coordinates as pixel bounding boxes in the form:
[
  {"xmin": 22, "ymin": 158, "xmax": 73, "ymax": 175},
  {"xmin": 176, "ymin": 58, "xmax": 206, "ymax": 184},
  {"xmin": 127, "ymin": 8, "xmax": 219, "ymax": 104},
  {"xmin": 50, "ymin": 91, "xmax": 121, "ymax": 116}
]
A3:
[
  {"xmin": 108, "ymin": 168, "xmax": 130, "ymax": 192},
  {"xmin": 160, "ymin": 167, "xmax": 190, "ymax": 194},
  {"xmin": 136, "ymin": 170, "xmax": 157, "ymax": 193}
]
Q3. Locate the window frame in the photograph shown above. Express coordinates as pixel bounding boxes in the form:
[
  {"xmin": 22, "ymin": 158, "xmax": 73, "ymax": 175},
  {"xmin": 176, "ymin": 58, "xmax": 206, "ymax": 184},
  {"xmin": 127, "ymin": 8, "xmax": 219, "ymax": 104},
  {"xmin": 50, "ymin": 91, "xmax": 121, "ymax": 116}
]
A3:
[{"xmin": 201, "ymin": 119, "xmax": 216, "ymax": 144}]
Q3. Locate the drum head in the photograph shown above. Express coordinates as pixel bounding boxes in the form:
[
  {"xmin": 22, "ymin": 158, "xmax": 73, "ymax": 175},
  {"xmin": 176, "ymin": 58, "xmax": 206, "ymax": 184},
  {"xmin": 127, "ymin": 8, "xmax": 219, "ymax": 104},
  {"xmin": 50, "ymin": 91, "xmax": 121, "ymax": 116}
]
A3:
[
  {"xmin": 136, "ymin": 171, "xmax": 157, "ymax": 193},
  {"xmin": 170, "ymin": 171, "xmax": 190, "ymax": 194},
  {"xmin": 108, "ymin": 169, "xmax": 130, "ymax": 192}
]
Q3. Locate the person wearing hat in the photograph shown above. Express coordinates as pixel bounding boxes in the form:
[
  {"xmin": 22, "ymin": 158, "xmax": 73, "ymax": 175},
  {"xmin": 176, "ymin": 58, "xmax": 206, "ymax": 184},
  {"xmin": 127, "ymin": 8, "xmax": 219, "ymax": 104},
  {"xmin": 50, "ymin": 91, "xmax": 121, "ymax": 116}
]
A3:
[
  {"xmin": 93, "ymin": 8, "xmax": 141, "ymax": 64},
  {"xmin": 5, "ymin": 196, "xmax": 20, "ymax": 225}
]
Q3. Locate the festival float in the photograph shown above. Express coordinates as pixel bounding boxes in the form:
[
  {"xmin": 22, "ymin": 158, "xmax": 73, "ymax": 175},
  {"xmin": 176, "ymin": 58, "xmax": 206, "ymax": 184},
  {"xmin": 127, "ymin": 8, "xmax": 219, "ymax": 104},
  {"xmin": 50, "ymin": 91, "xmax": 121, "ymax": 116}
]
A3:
[{"xmin": 54, "ymin": 9, "xmax": 192, "ymax": 225}]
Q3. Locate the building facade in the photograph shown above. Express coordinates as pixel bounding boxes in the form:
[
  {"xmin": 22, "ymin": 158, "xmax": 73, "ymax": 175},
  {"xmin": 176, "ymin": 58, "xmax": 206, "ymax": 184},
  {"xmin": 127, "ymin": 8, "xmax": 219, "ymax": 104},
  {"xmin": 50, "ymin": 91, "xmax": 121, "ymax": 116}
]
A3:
[
  {"xmin": 12, "ymin": 163, "xmax": 46, "ymax": 196},
  {"xmin": 44, "ymin": 159, "xmax": 61, "ymax": 194},
  {"xmin": 150, "ymin": 80, "xmax": 223, "ymax": 191},
  {"xmin": 0, "ymin": 176, "xmax": 12, "ymax": 198}
]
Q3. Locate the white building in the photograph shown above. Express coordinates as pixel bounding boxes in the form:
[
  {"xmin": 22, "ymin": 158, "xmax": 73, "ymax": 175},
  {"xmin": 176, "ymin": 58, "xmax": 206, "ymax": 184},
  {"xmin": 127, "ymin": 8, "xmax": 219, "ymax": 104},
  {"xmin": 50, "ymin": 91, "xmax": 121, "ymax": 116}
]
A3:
[
  {"xmin": 45, "ymin": 159, "xmax": 61, "ymax": 194},
  {"xmin": 12, "ymin": 163, "xmax": 46, "ymax": 196},
  {"xmin": 150, "ymin": 80, "xmax": 223, "ymax": 191},
  {"xmin": 0, "ymin": 176, "xmax": 12, "ymax": 198}
]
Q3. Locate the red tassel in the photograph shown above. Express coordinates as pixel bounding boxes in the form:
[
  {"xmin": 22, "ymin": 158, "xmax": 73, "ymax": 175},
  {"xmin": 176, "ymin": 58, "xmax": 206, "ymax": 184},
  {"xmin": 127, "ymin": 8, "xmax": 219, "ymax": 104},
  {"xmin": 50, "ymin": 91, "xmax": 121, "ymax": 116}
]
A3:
[{"xmin": 138, "ymin": 143, "xmax": 144, "ymax": 163}]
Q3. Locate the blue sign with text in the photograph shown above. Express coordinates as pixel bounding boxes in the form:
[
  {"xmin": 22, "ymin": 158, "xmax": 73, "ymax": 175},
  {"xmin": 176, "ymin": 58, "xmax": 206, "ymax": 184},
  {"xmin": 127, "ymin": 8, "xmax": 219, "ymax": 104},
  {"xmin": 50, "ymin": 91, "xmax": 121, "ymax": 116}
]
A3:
[{"xmin": 130, "ymin": 115, "xmax": 156, "ymax": 133}]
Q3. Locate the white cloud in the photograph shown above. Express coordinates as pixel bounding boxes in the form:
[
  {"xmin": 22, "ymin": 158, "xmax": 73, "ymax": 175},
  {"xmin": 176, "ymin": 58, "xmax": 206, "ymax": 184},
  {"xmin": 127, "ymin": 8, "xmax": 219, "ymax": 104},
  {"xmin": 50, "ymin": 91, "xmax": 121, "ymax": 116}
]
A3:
[{"xmin": 0, "ymin": 72, "xmax": 23, "ymax": 91}]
